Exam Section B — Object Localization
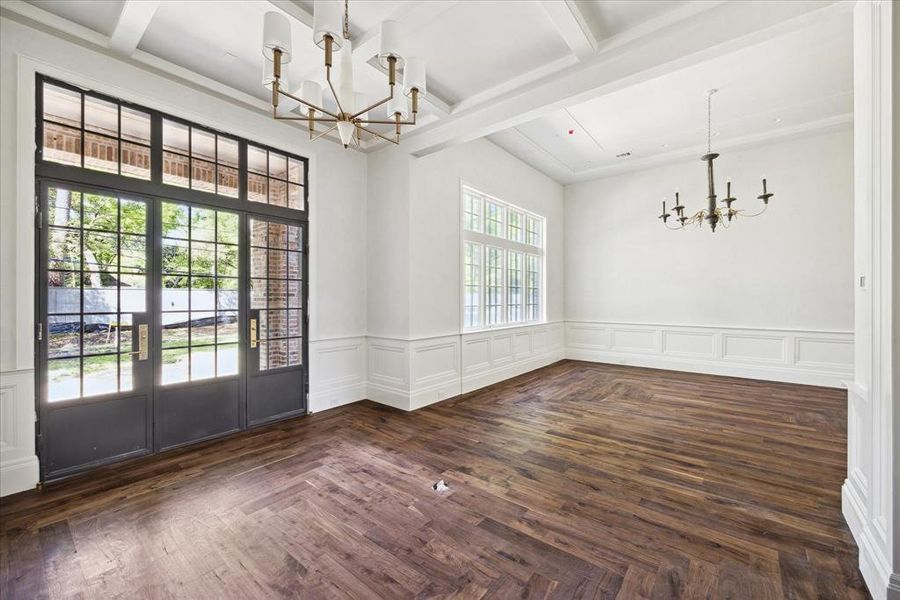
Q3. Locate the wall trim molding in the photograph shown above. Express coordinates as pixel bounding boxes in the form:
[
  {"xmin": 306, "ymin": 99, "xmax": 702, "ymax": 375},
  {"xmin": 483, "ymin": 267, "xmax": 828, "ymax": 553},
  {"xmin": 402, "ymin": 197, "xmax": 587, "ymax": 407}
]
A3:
[
  {"xmin": 566, "ymin": 114, "xmax": 853, "ymax": 184},
  {"xmin": 843, "ymin": 481, "xmax": 895, "ymax": 600},
  {"xmin": 565, "ymin": 320, "xmax": 853, "ymax": 388},
  {"xmin": 0, "ymin": 369, "xmax": 38, "ymax": 496}
]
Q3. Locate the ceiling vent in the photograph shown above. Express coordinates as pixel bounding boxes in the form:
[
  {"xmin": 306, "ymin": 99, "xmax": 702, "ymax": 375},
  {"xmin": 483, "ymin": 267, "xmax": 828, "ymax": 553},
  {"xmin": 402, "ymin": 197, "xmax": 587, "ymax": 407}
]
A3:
[{"xmin": 615, "ymin": 151, "xmax": 632, "ymax": 158}]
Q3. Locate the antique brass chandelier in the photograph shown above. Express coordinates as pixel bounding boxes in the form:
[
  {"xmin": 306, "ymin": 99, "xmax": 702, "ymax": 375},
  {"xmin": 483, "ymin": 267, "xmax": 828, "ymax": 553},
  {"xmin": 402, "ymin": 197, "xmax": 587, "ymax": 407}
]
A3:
[
  {"xmin": 659, "ymin": 89, "xmax": 774, "ymax": 232},
  {"xmin": 261, "ymin": 0, "xmax": 425, "ymax": 148}
]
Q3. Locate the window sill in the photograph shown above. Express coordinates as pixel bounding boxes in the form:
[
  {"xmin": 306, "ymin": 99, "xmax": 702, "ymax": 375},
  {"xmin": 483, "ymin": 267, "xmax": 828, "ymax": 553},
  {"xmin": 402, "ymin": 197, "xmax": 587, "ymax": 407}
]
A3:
[{"xmin": 463, "ymin": 321, "xmax": 546, "ymax": 335}]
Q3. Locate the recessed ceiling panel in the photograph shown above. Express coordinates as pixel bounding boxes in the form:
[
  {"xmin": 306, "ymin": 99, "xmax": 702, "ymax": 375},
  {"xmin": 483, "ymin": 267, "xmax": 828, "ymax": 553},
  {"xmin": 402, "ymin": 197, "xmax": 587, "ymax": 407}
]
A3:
[
  {"xmin": 492, "ymin": 12, "xmax": 852, "ymax": 182},
  {"xmin": 514, "ymin": 111, "xmax": 604, "ymax": 172},
  {"xmin": 573, "ymin": 0, "xmax": 688, "ymax": 40},
  {"xmin": 401, "ymin": 1, "xmax": 572, "ymax": 104}
]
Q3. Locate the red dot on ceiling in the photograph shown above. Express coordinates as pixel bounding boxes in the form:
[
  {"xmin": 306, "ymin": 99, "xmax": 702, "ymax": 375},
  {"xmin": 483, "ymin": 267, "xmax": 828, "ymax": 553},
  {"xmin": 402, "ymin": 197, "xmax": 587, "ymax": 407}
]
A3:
[{"xmin": 568, "ymin": 129, "xmax": 575, "ymax": 135}]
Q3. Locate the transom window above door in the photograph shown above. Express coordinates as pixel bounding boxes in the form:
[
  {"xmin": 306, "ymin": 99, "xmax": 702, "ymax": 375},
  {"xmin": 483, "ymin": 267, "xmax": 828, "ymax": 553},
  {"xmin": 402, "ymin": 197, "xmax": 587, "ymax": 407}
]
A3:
[
  {"xmin": 38, "ymin": 76, "xmax": 309, "ymax": 215},
  {"xmin": 462, "ymin": 186, "xmax": 545, "ymax": 331}
]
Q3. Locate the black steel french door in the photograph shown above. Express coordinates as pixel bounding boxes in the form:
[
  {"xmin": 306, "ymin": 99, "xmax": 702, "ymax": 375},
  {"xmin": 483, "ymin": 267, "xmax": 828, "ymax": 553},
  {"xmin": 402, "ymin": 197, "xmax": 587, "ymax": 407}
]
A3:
[
  {"xmin": 37, "ymin": 181, "xmax": 308, "ymax": 480},
  {"xmin": 246, "ymin": 215, "xmax": 308, "ymax": 425},
  {"xmin": 38, "ymin": 181, "xmax": 154, "ymax": 478}
]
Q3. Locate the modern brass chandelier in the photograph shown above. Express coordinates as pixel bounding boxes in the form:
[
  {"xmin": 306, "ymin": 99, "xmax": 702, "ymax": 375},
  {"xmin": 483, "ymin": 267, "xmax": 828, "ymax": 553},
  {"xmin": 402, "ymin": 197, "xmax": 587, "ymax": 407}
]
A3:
[
  {"xmin": 261, "ymin": 0, "xmax": 425, "ymax": 148},
  {"xmin": 659, "ymin": 89, "xmax": 774, "ymax": 232}
]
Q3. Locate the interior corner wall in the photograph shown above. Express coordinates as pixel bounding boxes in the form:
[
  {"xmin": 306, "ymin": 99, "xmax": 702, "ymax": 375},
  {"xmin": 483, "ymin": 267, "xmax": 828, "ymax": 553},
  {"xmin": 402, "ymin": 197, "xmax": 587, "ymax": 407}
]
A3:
[
  {"xmin": 366, "ymin": 138, "xmax": 566, "ymax": 410},
  {"xmin": 843, "ymin": 2, "xmax": 898, "ymax": 599},
  {"xmin": 564, "ymin": 127, "xmax": 854, "ymax": 387},
  {"xmin": 0, "ymin": 15, "xmax": 368, "ymax": 495}
]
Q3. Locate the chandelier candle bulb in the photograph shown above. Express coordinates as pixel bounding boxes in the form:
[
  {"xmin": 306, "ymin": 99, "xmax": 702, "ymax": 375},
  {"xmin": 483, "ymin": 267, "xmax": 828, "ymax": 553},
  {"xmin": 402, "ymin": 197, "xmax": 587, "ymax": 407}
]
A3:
[{"xmin": 313, "ymin": 0, "xmax": 344, "ymax": 50}]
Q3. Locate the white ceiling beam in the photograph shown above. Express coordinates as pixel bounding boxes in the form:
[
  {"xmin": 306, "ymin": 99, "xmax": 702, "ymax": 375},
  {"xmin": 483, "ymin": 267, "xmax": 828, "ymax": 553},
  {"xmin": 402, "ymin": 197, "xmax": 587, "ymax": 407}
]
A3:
[
  {"xmin": 541, "ymin": 0, "xmax": 597, "ymax": 61},
  {"xmin": 388, "ymin": 0, "xmax": 853, "ymax": 157},
  {"xmin": 108, "ymin": 0, "xmax": 159, "ymax": 57}
]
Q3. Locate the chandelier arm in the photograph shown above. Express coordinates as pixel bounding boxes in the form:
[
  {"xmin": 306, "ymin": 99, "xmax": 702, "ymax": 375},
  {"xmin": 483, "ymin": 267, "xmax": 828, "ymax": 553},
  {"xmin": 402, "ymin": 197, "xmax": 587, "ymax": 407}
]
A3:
[
  {"xmin": 277, "ymin": 88, "xmax": 340, "ymax": 120},
  {"xmin": 356, "ymin": 123, "xmax": 399, "ymax": 145},
  {"xmin": 325, "ymin": 66, "xmax": 346, "ymax": 116},
  {"xmin": 357, "ymin": 118, "xmax": 415, "ymax": 126},
  {"xmin": 310, "ymin": 123, "xmax": 339, "ymax": 142},
  {"xmin": 275, "ymin": 115, "xmax": 339, "ymax": 123},
  {"xmin": 739, "ymin": 204, "xmax": 769, "ymax": 218}
]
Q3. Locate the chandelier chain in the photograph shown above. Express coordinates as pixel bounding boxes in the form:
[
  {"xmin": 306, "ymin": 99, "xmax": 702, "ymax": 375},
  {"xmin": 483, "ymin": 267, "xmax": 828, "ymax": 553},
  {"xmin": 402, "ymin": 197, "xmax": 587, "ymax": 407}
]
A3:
[
  {"xmin": 343, "ymin": 0, "xmax": 350, "ymax": 39},
  {"xmin": 707, "ymin": 91, "xmax": 711, "ymax": 154}
]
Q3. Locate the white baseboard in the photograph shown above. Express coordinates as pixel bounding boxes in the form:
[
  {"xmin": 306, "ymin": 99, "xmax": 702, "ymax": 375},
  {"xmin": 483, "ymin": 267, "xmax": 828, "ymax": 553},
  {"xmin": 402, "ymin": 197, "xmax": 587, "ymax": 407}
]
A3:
[
  {"xmin": 0, "ymin": 455, "xmax": 39, "ymax": 497},
  {"xmin": 309, "ymin": 382, "xmax": 366, "ymax": 413},
  {"xmin": 461, "ymin": 348, "xmax": 565, "ymax": 394},
  {"xmin": 842, "ymin": 482, "xmax": 896, "ymax": 600},
  {"xmin": 1, "ymin": 369, "xmax": 38, "ymax": 497},
  {"xmin": 565, "ymin": 321, "xmax": 852, "ymax": 388},
  {"xmin": 366, "ymin": 381, "xmax": 412, "ymax": 411}
]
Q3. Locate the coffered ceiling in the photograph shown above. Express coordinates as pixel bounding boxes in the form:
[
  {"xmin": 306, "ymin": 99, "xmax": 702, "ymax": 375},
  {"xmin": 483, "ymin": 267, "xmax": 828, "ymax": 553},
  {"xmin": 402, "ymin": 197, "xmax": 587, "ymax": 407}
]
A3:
[{"xmin": 10, "ymin": 0, "xmax": 850, "ymax": 179}]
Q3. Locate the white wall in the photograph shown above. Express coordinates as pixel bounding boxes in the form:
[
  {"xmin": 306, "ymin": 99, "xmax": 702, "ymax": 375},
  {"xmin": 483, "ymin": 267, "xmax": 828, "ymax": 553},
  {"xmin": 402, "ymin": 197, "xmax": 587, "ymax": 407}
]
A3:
[
  {"xmin": 843, "ymin": 3, "xmax": 899, "ymax": 599},
  {"xmin": 564, "ymin": 127, "xmax": 854, "ymax": 387},
  {"xmin": 0, "ymin": 15, "xmax": 368, "ymax": 494},
  {"xmin": 366, "ymin": 138, "xmax": 566, "ymax": 410},
  {"xmin": 409, "ymin": 137, "xmax": 565, "ymax": 335}
]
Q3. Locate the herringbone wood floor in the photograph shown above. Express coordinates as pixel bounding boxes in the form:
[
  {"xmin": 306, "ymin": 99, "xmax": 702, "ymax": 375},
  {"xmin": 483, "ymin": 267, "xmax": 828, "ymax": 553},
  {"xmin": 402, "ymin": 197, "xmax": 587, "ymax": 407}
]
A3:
[{"xmin": 0, "ymin": 361, "xmax": 869, "ymax": 599}]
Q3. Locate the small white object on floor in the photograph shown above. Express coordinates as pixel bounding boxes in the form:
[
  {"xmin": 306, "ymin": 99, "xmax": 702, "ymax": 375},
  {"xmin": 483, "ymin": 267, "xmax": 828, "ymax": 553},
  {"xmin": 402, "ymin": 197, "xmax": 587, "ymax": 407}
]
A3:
[{"xmin": 432, "ymin": 479, "xmax": 449, "ymax": 493}]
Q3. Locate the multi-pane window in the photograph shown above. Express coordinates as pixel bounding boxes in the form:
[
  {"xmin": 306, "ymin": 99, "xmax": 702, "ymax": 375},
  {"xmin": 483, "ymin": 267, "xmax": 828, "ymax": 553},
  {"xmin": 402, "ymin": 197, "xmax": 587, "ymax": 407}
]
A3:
[
  {"xmin": 247, "ymin": 145, "xmax": 305, "ymax": 210},
  {"xmin": 526, "ymin": 216, "xmax": 542, "ymax": 247},
  {"xmin": 463, "ymin": 190, "xmax": 482, "ymax": 232},
  {"xmin": 162, "ymin": 119, "xmax": 240, "ymax": 198},
  {"xmin": 463, "ymin": 242, "xmax": 481, "ymax": 329},
  {"xmin": 485, "ymin": 201, "xmax": 504, "ymax": 237},
  {"xmin": 45, "ymin": 186, "xmax": 148, "ymax": 401},
  {"xmin": 507, "ymin": 251, "xmax": 523, "ymax": 323},
  {"xmin": 42, "ymin": 83, "xmax": 151, "ymax": 180},
  {"xmin": 250, "ymin": 217, "xmax": 304, "ymax": 369},
  {"xmin": 507, "ymin": 210, "xmax": 524, "ymax": 243},
  {"xmin": 159, "ymin": 202, "xmax": 240, "ymax": 384},
  {"xmin": 526, "ymin": 254, "xmax": 540, "ymax": 321},
  {"xmin": 39, "ymin": 79, "xmax": 310, "ymax": 214},
  {"xmin": 461, "ymin": 186, "xmax": 544, "ymax": 330},
  {"xmin": 485, "ymin": 247, "xmax": 504, "ymax": 325}
]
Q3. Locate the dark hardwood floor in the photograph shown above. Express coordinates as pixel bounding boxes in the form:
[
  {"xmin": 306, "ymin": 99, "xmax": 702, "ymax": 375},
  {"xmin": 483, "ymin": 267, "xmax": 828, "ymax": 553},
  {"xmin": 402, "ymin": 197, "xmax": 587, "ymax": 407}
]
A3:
[{"xmin": 0, "ymin": 361, "xmax": 869, "ymax": 599}]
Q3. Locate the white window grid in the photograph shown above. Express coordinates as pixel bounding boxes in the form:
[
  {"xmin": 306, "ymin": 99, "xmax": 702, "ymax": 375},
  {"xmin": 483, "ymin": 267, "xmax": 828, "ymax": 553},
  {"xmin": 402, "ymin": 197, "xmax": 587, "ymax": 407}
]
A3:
[{"xmin": 461, "ymin": 185, "xmax": 545, "ymax": 331}]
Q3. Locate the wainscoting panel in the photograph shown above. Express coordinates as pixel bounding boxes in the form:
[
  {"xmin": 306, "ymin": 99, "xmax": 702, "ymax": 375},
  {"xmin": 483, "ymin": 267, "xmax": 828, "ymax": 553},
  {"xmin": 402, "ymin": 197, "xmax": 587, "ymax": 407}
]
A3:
[
  {"xmin": 410, "ymin": 336, "xmax": 462, "ymax": 410},
  {"xmin": 366, "ymin": 337, "xmax": 411, "ymax": 410},
  {"xmin": 0, "ymin": 369, "xmax": 39, "ymax": 496},
  {"xmin": 461, "ymin": 322, "xmax": 565, "ymax": 394},
  {"xmin": 309, "ymin": 337, "xmax": 367, "ymax": 413},
  {"xmin": 565, "ymin": 321, "xmax": 853, "ymax": 388},
  {"xmin": 366, "ymin": 324, "xmax": 564, "ymax": 411}
]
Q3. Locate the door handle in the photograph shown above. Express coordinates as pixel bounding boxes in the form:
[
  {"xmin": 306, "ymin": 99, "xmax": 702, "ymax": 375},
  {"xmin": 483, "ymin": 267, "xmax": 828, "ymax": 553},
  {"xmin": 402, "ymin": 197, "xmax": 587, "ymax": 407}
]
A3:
[
  {"xmin": 128, "ymin": 324, "xmax": 149, "ymax": 360},
  {"xmin": 250, "ymin": 318, "xmax": 258, "ymax": 348}
]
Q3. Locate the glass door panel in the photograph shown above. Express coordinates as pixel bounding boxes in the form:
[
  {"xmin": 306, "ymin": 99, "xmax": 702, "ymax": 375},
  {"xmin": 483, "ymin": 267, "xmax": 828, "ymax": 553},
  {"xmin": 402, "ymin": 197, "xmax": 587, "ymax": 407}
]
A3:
[
  {"xmin": 246, "ymin": 216, "xmax": 306, "ymax": 425},
  {"xmin": 159, "ymin": 202, "xmax": 240, "ymax": 384},
  {"xmin": 40, "ymin": 184, "xmax": 152, "ymax": 478},
  {"xmin": 155, "ymin": 201, "xmax": 242, "ymax": 449}
]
